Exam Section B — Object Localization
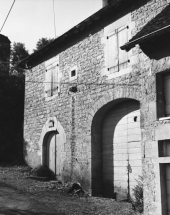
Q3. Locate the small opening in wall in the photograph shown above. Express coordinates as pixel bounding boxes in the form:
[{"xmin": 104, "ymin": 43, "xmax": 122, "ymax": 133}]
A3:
[
  {"xmin": 134, "ymin": 116, "xmax": 137, "ymax": 122},
  {"xmin": 69, "ymin": 86, "xmax": 77, "ymax": 93},
  {"xmin": 71, "ymin": 70, "xmax": 76, "ymax": 77}
]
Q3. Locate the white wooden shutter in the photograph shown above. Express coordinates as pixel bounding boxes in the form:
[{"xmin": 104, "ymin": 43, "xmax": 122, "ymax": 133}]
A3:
[
  {"xmin": 52, "ymin": 66, "xmax": 59, "ymax": 95},
  {"xmin": 118, "ymin": 26, "xmax": 128, "ymax": 70},
  {"xmin": 45, "ymin": 69, "xmax": 52, "ymax": 96},
  {"xmin": 164, "ymin": 74, "xmax": 170, "ymax": 116},
  {"xmin": 107, "ymin": 31, "xmax": 118, "ymax": 73}
]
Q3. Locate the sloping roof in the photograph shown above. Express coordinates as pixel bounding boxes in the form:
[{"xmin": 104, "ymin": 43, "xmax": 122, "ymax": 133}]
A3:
[
  {"xmin": 0, "ymin": 34, "xmax": 10, "ymax": 44},
  {"xmin": 121, "ymin": 4, "xmax": 170, "ymax": 51},
  {"xmin": 18, "ymin": 0, "xmax": 139, "ymax": 69}
]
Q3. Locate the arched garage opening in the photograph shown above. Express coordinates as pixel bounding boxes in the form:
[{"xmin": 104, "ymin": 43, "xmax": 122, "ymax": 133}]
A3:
[{"xmin": 91, "ymin": 99, "xmax": 142, "ymax": 200}]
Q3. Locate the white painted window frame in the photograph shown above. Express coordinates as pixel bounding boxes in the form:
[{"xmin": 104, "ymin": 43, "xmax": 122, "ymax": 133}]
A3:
[{"xmin": 102, "ymin": 13, "xmax": 134, "ymax": 79}]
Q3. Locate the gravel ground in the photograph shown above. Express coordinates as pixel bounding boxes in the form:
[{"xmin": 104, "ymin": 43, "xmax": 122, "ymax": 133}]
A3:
[{"xmin": 0, "ymin": 164, "xmax": 139, "ymax": 215}]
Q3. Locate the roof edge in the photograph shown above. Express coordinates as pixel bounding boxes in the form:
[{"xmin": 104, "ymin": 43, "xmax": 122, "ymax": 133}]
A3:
[
  {"xmin": 121, "ymin": 24, "xmax": 170, "ymax": 51},
  {"xmin": 18, "ymin": 0, "xmax": 135, "ymax": 69}
]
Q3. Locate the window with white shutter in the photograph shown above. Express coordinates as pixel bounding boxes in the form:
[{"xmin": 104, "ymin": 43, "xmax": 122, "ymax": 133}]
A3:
[
  {"xmin": 45, "ymin": 65, "xmax": 60, "ymax": 97},
  {"xmin": 45, "ymin": 68, "xmax": 52, "ymax": 97},
  {"xmin": 107, "ymin": 25, "xmax": 129, "ymax": 73}
]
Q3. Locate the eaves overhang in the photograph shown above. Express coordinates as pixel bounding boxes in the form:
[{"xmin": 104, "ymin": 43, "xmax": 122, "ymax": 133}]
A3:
[
  {"xmin": 18, "ymin": 0, "xmax": 140, "ymax": 69},
  {"xmin": 121, "ymin": 24, "xmax": 170, "ymax": 51}
]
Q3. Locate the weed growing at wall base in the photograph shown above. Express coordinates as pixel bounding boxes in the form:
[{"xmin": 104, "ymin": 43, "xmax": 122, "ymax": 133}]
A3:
[{"xmin": 130, "ymin": 176, "xmax": 143, "ymax": 213}]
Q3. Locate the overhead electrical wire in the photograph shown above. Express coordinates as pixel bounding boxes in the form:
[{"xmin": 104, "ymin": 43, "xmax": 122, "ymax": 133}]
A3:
[
  {"xmin": 53, "ymin": 0, "xmax": 57, "ymax": 38},
  {"xmin": 25, "ymin": 80, "xmax": 115, "ymax": 85},
  {"xmin": 0, "ymin": 0, "xmax": 16, "ymax": 33},
  {"xmin": 0, "ymin": 65, "xmax": 138, "ymax": 86}
]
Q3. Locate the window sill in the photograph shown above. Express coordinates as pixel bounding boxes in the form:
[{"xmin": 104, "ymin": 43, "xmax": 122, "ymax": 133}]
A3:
[
  {"xmin": 101, "ymin": 66, "xmax": 132, "ymax": 80},
  {"xmin": 45, "ymin": 93, "xmax": 59, "ymax": 101},
  {"xmin": 158, "ymin": 157, "xmax": 170, "ymax": 163},
  {"xmin": 159, "ymin": 116, "xmax": 170, "ymax": 121}
]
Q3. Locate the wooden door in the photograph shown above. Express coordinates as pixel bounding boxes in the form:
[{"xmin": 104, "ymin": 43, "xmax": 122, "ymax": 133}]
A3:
[
  {"xmin": 102, "ymin": 100, "xmax": 142, "ymax": 199},
  {"xmin": 166, "ymin": 164, "xmax": 170, "ymax": 215},
  {"xmin": 47, "ymin": 132, "xmax": 61, "ymax": 180}
]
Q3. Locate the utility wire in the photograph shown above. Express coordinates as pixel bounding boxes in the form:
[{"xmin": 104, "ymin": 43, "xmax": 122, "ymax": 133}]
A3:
[
  {"xmin": 25, "ymin": 80, "xmax": 115, "ymax": 85},
  {"xmin": 53, "ymin": 0, "xmax": 57, "ymax": 38},
  {"xmin": 0, "ymin": 0, "xmax": 16, "ymax": 33}
]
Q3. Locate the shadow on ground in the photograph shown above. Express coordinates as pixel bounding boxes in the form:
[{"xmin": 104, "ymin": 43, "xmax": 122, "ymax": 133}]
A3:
[
  {"xmin": 0, "ymin": 208, "xmax": 65, "ymax": 215},
  {"xmin": 0, "ymin": 181, "xmax": 21, "ymax": 191}
]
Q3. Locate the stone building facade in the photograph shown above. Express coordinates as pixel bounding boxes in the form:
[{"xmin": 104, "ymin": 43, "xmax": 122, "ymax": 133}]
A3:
[{"xmin": 19, "ymin": 0, "xmax": 170, "ymax": 214}]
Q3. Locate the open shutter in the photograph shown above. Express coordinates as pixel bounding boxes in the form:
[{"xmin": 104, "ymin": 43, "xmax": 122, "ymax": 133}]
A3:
[
  {"xmin": 107, "ymin": 31, "xmax": 118, "ymax": 73},
  {"xmin": 164, "ymin": 74, "xmax": 170, "ymax": 116},
  {"xmin": 118, "ymin": 26, "xmax": 128, "ymax": 70},
  {"xmin": 52, "ymin": 66, "xmax": 59, "ymax": 95},
  {"xmin": 45, "ymin": 69, "xmax": 52, "ymax": 96}
]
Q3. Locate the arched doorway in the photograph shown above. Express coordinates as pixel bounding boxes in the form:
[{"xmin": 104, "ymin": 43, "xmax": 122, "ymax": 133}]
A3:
[
  {"xmin": 91, "ymin": 99, "xmax": 142, "ymax": 200},
  {"xmin": 39, "ymin": 117, "xmax": 66, "ymax": 181},
  {"xmin": 47, "ymin": 131, "xmax": 62, "ymax": 180}
]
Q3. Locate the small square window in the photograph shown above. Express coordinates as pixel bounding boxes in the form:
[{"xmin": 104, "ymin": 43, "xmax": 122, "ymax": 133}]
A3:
[
  {"xmin": 71, "ymin": 70, "xmax": 76, "ymax": 77},
  {"xmin": 69, "ymin": 66, "xmax": 78, "ymax": 81}
]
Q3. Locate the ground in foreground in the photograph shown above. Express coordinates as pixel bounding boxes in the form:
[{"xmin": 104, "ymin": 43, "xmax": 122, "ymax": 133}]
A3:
[{"xmin": 0, "ymin": 164, "xmax": 138, "ymax": 215}]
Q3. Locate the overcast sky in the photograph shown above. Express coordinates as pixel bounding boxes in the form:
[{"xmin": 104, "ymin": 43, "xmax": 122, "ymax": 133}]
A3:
[{"xmin": 0, "ymin": 0, "xmax": 102, "ymax": 53}]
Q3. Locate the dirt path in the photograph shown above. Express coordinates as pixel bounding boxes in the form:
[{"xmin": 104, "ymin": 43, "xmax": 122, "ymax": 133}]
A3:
[
  {"xmin": 0, "ymin": 164, "xmax": 137, "ymax": 215},
  {"xmin": 0, "ymin": 181, "xmax": 59, "ymax": 215}
]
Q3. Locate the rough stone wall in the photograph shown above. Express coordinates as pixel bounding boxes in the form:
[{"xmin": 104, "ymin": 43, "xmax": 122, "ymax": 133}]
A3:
[
  {"xmin": 24, "ymin": 0, "xmax": 170, "ymax": 214},
  {"xmin": 131, "ymin": 1, "xmax": 170, "ymax": 214}
]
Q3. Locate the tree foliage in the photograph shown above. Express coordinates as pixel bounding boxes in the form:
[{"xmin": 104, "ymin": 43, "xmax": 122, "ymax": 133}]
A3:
[
  {"xmin": 0, "ymin": 75, "xmax": 25, "ymax": 163},
  {"xmin": 33, "ymin": 37, "xmax": 54, "ymax": 52},
  {"xmin": 10, "ymin": 42, "xmax": 29, "ymax": 75},
  {"xmin": 0, "ymin": 41, "xmax": 27, "ymax": 163}
]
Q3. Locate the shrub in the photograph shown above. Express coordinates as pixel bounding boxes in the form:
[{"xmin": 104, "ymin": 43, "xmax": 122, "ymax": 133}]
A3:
[
  {"xmin": 130, "ymin": 176, "xmax": 143, "ymax": 213},
  {"xmin": 30, "ymin": 165, "xmax": 56, "ymax": 180}
]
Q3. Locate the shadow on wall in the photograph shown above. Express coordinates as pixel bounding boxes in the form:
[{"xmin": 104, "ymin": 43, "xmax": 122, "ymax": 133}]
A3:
[
  {"xmin": 0, "ymin": 76, "xmax": 25, "ymax": 163},
  {"xmin": 23, "ymin": 139, "xmax": 41, "ymax": 167},
  {"xmin": 71, "ymin": 157, "xmax": 91, "ymax": 191},
  {"xmin": 0, "ymin": 208, "xmax": 57, "ymax": 215}
]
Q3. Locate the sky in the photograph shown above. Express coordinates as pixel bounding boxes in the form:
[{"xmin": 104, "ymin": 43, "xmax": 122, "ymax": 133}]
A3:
[{"xmin": 0, "ymin": 0, "xmax": 102, "ymax": 53}]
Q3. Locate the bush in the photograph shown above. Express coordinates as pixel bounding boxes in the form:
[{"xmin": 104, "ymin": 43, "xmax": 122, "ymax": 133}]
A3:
[
  {"xmin": 30, "ymin": 165, "xmax": 56, "ymax": 180},
  {"xmin": 130, "ymin": 176, "xmax": 143, "ymax": 213}
]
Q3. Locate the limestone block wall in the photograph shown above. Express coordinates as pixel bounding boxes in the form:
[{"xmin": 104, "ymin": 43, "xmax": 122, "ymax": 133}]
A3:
[{"xmin": 24, "ymin": 0, "xmax": 170, "ymax": 214}]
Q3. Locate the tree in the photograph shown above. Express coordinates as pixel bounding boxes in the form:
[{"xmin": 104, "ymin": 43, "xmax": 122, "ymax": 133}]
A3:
[
  {"xmin": 0, "ymin": 41, "xmax": 26, "ymax": 163},
  {"xmin": 33, "ymin": 37, "xmax": 54, "ymax": 52},
  {"xmin": 10, "ymin": 42, "xmax": 30, "ymax": 75}
]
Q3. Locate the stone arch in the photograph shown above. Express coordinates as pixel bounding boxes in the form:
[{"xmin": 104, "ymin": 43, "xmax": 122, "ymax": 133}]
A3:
[
  {"xmin": 87, "ymin": 86, "xmax": 141, "ymax": 125},
  {"xmin": 88, "ymin": 87, "xmax": 142, "ymax": 197},
  {"xmin": 38, "ymin": 117, "xmax": 66, "ymax": 168}
]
